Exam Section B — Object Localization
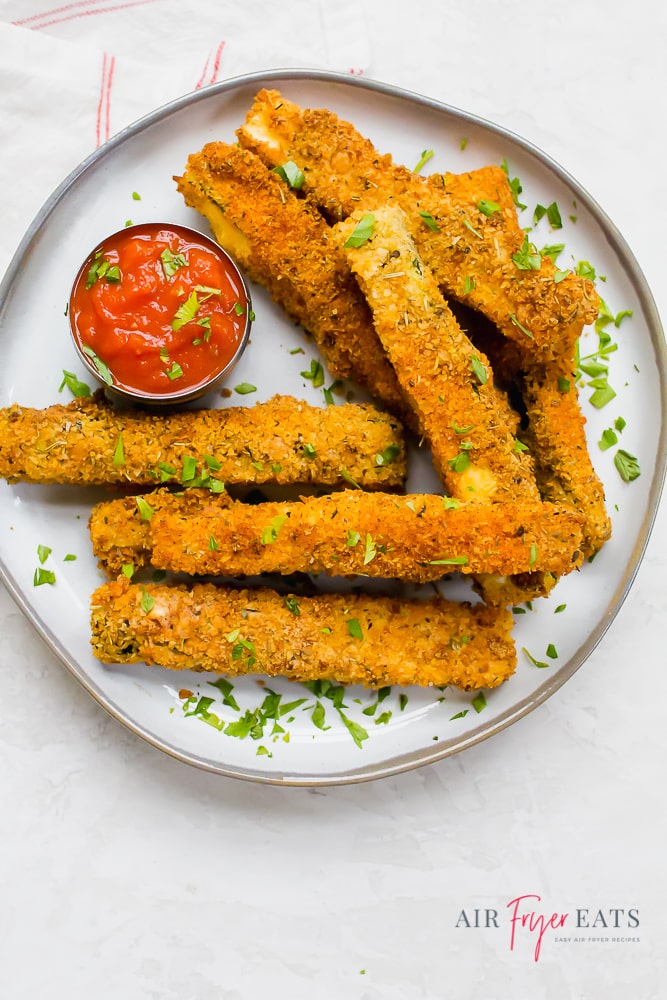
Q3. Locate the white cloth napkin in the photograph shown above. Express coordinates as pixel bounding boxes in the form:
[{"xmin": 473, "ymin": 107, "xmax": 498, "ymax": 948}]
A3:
[{"xmin": 0, "ymin": 0, "xmax": 371, "ymax": 278}]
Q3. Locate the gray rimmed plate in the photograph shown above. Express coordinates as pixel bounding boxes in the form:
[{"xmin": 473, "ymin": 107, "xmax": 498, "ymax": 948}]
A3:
[{"xmin": 0, "ymin": 69, "xmax": 664, "ymax": 785}]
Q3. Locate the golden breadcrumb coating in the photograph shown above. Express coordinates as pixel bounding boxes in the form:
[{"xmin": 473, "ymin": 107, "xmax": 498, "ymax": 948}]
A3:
[
  {"xmin": 89, "ymin": 488, "xmax": 586, "ymax": 585},
  {"xmin": 90, "ymin": 577, "xmax": 517, "ymax": 690},
  {"xmin": 520, "ymin": 358, "xmax": 611, "ymax": 557},
  {"xmin": 174, "ymin": 142, "xmax": 410, "ymax": 423},
  {"xmin": 333, "ymin": 205, "xmax": 539, "ymax": 505},
  {"xmin": 461, "ymin": 316, "xmax": 611, "ymax": 558},
  {"xmin": 237, "ymin": 88, "xmax": 599, "ymax": 360},
  {"xmin": 0, "ymin": 392, "xmax": 405, "ymax": 489}
]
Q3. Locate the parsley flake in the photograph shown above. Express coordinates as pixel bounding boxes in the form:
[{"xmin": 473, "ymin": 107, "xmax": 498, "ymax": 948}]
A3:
[
  {"xmin": 614, "ymin": 449, "xmax": 640, "ymax": 482},
  {"xmin": 343, "ymin": 213, "xmax": 375, "ymax": 248},
  {"xmin": 414, "ymin": 149, "xmax": 434, "ymax": 173},
  {"xmin": 272, "ymin": 161, "xmax": 305, "ymax": 189}
]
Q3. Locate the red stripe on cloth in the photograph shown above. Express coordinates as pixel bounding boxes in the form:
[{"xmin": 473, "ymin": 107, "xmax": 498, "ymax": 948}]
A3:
[
  {"xmin": 194, "ymin": 41, "xmax": 225, "ymax": 90},
  {"xmin": 208, "ymin": 40, "xmax": 225, "ymax": 85},
  {"xmin": 14, "ymin": 0, "xmax": 160, "ymax": 31},
  {"xmin": 103, "ymin": 54, "xmax": 116, "ymax": 142},
  {"xmin": 13, "ymin": 0, "xmax": 110, "ymax": 27},
  {"xmin": 95, "ymin": 51, "xmax": 109, "ymax": 148},
  {"xmin": 95, "ymin": 51, "xmax": 115, "ymax": 147},
  {"xmin": 193, "ymin": 50, "xmax": 211, "ymax": 91}
]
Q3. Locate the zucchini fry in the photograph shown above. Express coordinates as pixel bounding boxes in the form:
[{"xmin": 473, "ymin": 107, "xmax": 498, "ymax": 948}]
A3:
[
  {"xmin": 237, "ymin": 89, "xmax": 598, "ymax": 361},
  {"xmin": 89, "ymin": 488, "xmax": 585, "ymax": 585},
  {"xmin": 91, "ymin": 577, "xmax": 517, "ymax": 690},
  {"xmin": 174, "ymin": 142, "xmax": 409, "ymax": 422},
  {"xmin": 0, "ymin": 393, "xmax": 405, "ymax": 489},
  {"xmin": 333, "ymin": 205, "xmax": 539, "ymax": 504},
  {"xmin": 520, "ymin": 358, "xmax": 611, "ymax": 557}
]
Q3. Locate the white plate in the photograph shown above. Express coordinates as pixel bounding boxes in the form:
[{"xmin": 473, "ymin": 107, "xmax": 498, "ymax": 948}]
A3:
[{"xmin": 1, "ymin": 70, "xmax": 665, "ymax": 785}]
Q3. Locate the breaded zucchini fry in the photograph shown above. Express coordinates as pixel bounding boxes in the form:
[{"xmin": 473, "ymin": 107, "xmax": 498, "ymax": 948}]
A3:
[
  {"xmin": 89, "ymin": 488, "xmax": 585, "ymax": 584},
  {"xmin": 0, "ymin": 393, "xmax": 405, "ymax": 489},
  {"xmin": 458, "ymin": 312, "xmax": 611, "ymax": 558},
  {"xmin": 333, "ymin": 205, "xmax": 539, "ymax": 504},
  {"xmin": 91, "ymin": 577, "xmax": 517, "ymax": 690},
  {"xmin": 174, "ymin": 143, "xmax": 409, "ymax": 422},
  {"xmin": 237, "ymin": 89, "xmax": 598, "ymax": 360},
  {"xmin": 520, "ymin": 358, "xmax": 611, "ymax": 557}
]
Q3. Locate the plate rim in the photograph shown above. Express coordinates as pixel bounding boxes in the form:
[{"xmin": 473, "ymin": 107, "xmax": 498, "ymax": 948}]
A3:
[{"xmin": 1, "ymin": 66, "xmax": 665, "ymax": 786}]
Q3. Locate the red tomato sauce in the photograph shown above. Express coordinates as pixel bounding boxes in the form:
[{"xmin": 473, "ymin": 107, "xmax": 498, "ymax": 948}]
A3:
[{"xmin": 69, "ymin": 224, "xmax": 250, "ymax": 398}]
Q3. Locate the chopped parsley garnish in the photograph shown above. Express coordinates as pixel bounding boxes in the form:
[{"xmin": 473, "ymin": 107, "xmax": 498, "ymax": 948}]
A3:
[
  {"xmin": 558, "ymin": 377, "xmax": 571, "ymax": 393},
  {"xmin": 300, "ymin": 359, "xmax": 325, "ymax": 388},
  {"xmin": 414, "ymin": 149, "xmax": 434, "ymax": 173},
  {"xmin": 472, "ymin": 691, "xmax": 487, "ymax": 713},
  {"xmin": 554, "ymin": 604, "xmax": 567, "ymax": 614},
  {"xmin": 375, "ymin": 444, "xmax": 401, "ymax": 466},
  {"xmin": 500, "ymin": 158, "xmax": 527, "ymax": 211},
  {"xmin": 160, "ymin": 248, "xmax": 188, "ymax": 280},
  {"xmin": 477, "ymin": 199, "xmax": 500, "ymax": 217},
  {"xmin": 234, "ymin": 382, "xmax": 257, "ymax": 395},
  {"xmin": 462, "ymin": 218, "xmax": 482, "ymax": 239},
  {"xmin": 363, "ymin": 534, "xmax": 377, "ymax": 565},
  {"xmin": 37, "ymin": 544, "xmax": 52, "ymax": 565},
  {"xmin": 442, "ymin": 497, "xmax": 460, "ymax": 510},
  {"xmin": 540, "ymin": 243, "xmax": 565, "ymax": 264},
  {"xmin": 523, "ymin": 647, "xmax": 549, "ymax": 668},
  {"xmin": 347, "ymin": 618, "xmax": 364, "ymax": 640},
  {"xmin": 509, "ymin": 313, "xmax": 534, "ymax": 340},
  {"xmin": 284, "ymin": 597, "xmax": 301, "ymax": 616},
  {"xmin": 303, "ymin": 443, "xmax": 317, "ymax": 458},
  {"xmin": 171, "ymin": 290, "xmax": 200, "ymax": 330},
  {"xmin": 463, "ymin": 275, "xmax": 475, "ymax": 295},
  {"xmin": 85, "ymin": 254, "xmax": 121, "ymax": 289},
  {"xmin": 419, "ymin": 211, "xmax": 440, "ymax": 231},
  {"xmin": 346, "ymin": 530, "xmax": 361, "ymax": 547},
  {"xmin": 343, "ymin": 213, "xmax": 375, "ymax": 248},
  {"xmin": 33, "ymin": 567, "xmax": 56, "ymax": 586},
  {"xmin": 533, "ymin": 201, "xmax": 562, "ymax": 229},
  {"xmin": 208, "ymin": 535, "xmax": 219, "ymax": 551},
  {"xmin": 132, "ymin": 191, "xmax": 141, "ymax": 200},
  {"xmin": 614, "ymin": 449, "xmax": 640, "ymax": 482},
  {"xmin": 233, "ymin": 302, "xmax": 245, "ymax": 316},
  {"xmin": 135, "ymin": 496, "xmax": 155, "ymax": 520},
  {"xmin": 140, "ymin": 587, "xmax": 155, "ymax": 613},
  {"xmin": 448, "ymin": 450, "xmax": 471, "ymax": 473},
  {"xmin": 339, "ymin": 467, "xmax": 361, "ymax": 489},
  {"xmin": 575, "ymin": 260, "xmax": 597, "ymax": 281},
  {"xmin": 598, "ymin": 427, "xmax": 618, "ymax": 451},
  {"xmin": 112, "ymin": 433, "xmax": 125, "ymax": 466},
  {"xmin": 81, "ymin": 345, "xmax": 113, "ymax": 385},
  {"xmin": 272, "ymin": 161, "xmax": 305, "ymax": 189},
  {"xmin": 58, "ymin": 370, "xmax": 91, "ymax": 398},
  {"xmin": 166, "ymin": 361, "xmax": 183, "ymax": 381},
  {"xmin": 323, "ymin": 379, "xmax": 343, "ymax": 406},
  {"xmin": 512, "ymin": 234, "xmax": 541, "ymax": 270},
  {"xmin": 470, "ymin": 355, "xmax": 488, "ymax": 385},
  {"xmin": 181, "ymin": 456, "xmax": 198, "ymax": 482},
  {"xmin": 427, "ymin": 555, "xmax": 469, "ymax": 566},
  {"xmin": 546, "ymin": 643, "xmax": 558, "ymax": 659},
  {"xmin": 261, "ymin": 515, "xmax": 287, "ymax": 545}
]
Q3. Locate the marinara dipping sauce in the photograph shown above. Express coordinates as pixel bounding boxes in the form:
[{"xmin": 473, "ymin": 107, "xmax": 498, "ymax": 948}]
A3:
[{"xmin": 69, "ymin": 223, "xmax": 252, "ymax": 403}]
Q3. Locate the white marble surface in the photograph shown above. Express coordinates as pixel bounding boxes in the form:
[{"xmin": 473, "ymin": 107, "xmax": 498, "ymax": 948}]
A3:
[{"xmin": 0, "ymin": 1, "xmax": 665, "ymax": 996}]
